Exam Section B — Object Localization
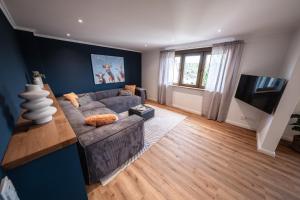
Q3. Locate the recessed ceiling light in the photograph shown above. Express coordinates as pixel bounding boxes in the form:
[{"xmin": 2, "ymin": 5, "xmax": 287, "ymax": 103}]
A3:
[
  {"xmin": 66, "ymin": 33, "xmax": 71, "ymax": 37},
  {"xmin": 78, "ymin": 19, "xmax": 83, "ymax": 23},
  {"xmin": 144, "ymin": 44, "xmax": 148, "ymax": 47},
  {"xmin": 217, "ymin": 29, "xmax": 222, "ymax": 33}
]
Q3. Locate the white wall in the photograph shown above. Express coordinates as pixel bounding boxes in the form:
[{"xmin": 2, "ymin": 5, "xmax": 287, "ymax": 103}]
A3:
[
  {"xmin": 281, "ymin": 28, "xmax": 300, "ymax": 79},
  {"xmin": 142, "ymin": 31, "xmax": 293, "ymax": 130},
  {"xmin": 142, "ymin": 50, "xmax": 160, "ymax": 101},
  {"xmin": 281, "ymin": 28, "xmax": 300, "ymax": 141}
]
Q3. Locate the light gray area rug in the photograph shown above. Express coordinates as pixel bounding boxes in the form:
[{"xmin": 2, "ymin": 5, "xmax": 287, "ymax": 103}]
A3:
[{"xmin": 100, "ymin": 104, "xmax": 186, "ymax": 185}]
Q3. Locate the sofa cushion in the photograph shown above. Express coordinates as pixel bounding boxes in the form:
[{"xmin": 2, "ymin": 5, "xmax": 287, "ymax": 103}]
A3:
[
  {"xmin": 100, "ymin": 95, "xmax": 141, "ymax": 113},
  {"xmin": 79, "ymin": 114, "xmax": 144, "ymax": 146},
  {"xmin": 118, "ymin": 89, "xmax": 132, "ymax": 96},
  {"xmin": 78, "ymin": 93, "xmax": 95, "ymax": 106},
  {"xmin": 81, "ymin": 107, "xmax": 117, "ymax": 117},
  {"xmin": 58, "ymin": 99, "xmax": 96, "ymax": 136},
  {"xmin": 94, "ymin": 88, "xmax": 121, "ymax": 100},
  {"xmin": 79, "ymin": 101, "xmax": 106, "ymax": 112}
]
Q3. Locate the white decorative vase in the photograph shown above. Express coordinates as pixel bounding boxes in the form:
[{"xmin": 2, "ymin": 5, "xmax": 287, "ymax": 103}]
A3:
[
  {"xmin": 19, "ymin": 84, "xmax": 57, "ymax": 124},
  {"xmin": 33, "ymin": 77, "xmax": 44, "ymax": 88}
]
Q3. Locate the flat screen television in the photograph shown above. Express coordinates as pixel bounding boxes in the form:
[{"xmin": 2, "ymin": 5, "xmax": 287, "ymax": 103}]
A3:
[{"xmin": 235, "ymin": 74, "xmax": 287, "ymax": 114}]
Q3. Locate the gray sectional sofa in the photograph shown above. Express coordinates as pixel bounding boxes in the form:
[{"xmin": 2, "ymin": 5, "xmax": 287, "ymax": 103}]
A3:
[{"xmin": 58, "ymin": 88, "xmax": 145, "ymax": 184}]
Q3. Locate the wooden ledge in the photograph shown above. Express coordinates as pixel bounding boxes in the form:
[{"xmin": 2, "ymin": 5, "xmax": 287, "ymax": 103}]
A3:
[{"xmin": 1, "ymin": 84, "xmax": 77, "ymax": 170}]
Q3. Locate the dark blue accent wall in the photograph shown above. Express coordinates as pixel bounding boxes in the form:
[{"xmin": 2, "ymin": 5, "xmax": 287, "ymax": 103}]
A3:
[
  {"xmin": 8, "ymin": 144, "xmax": 87, "ymax": 200},
  {"xmin": 0, "ymin": 168, "xmax": 3, "ymax": 179},
  {"xmin": 0, "ymin": 10, "xmax": 29, "ymax": 179},
  {"xmin": 17, "ymin": 31, "xmax": 142, "ymax": 96}
]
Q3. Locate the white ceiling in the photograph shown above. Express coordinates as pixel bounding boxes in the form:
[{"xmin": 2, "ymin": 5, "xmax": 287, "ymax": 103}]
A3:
[{"xmin": 3, "ymin": 0, "xmax": 300, "ymax": 52}]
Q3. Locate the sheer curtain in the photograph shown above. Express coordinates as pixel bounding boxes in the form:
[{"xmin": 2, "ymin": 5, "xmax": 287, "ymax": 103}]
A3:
[
  {"xmin": 158, "ymin": 51, "xmax": 175, "ymax": 104},
  {"xmin": 202, "ymin": 41, "xmax": 243, "ymax": 121}
]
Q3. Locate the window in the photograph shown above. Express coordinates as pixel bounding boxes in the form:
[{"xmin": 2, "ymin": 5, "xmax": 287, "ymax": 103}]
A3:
[
  {"xmin": 182, "ymin": 55, "xmax": 201, "ymax": 85},
  {"xmin": 173, "ymin": 56, "xmax": 181, "ymax": 84},
  {"xmin": 173, "ymin": 48, "xmax": 212, "ymax": 88},
  {"xmin": 201, "ymin": 54, "xmax": 211, "ymax": 87}
]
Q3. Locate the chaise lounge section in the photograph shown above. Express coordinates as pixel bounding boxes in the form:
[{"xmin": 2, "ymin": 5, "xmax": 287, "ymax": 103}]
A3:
[{"xmin": 58, "ymin": 88, "xmax": 145, "ymax": 184}]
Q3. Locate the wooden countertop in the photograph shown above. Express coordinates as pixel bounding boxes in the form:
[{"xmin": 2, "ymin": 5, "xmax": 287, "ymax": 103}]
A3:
[{"xmin": 1, "ymin": 84, "xmax": 77, "ymax": 170}]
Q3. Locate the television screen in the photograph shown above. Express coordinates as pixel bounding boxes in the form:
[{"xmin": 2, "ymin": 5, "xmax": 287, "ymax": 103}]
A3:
[{"xmin": 235, "ymin": 74, "xmax": 287, "ymax": 114}]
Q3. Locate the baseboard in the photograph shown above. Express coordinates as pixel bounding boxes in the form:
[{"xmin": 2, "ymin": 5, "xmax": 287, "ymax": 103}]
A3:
[
  {"xmin": 256, "ymin": 134, "xmax": 276, "ymax": 157},
  {"xmin": 225, "ymin": 119, "xmax": 256, "ymax": 131},
  {"xmin": 172, "ymin": 104, "xmax": 202, "ymax": 115},
  {"xmin": 146, "ymin": 98, "xmax": 157, "ymax": 102},
  {"xmin": 257, "ymin": 146, "xmax": 276, "ymax": 157}
]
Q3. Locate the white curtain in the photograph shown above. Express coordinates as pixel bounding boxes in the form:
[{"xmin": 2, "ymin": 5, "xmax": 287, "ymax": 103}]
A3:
[
  {"xmin": 202, "ymin": 41, "xmax": 243, "ymax": 121},
  {"xmin": 158, "ymin": 51, "xmax": 175, "ymax": 104}
]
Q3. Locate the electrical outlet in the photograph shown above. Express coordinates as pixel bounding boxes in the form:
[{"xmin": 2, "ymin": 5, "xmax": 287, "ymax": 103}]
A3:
[{"xmin": 0, "ymin": 176, "xmax": 20, "ymax": 200}]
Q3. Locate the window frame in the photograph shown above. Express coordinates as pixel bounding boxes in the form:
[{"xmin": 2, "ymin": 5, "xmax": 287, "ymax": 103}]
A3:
[{"xmin": 175, "ymin": 47, "xmax": 212, "ymax": 89}]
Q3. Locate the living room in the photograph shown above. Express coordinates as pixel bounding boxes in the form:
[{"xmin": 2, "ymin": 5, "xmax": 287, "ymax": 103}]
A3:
[{"xmin": 1, "ymin": 0, "xmax": 300, "ymax": 199}]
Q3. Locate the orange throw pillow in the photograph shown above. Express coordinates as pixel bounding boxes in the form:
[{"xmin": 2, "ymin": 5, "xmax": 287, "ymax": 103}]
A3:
[
  {"xmin": 64, "ymin": 92, "xmax": 79, "ymax": 108},
  {"xmin": 124, "ymin": 85, "xmax": 136, "ymax": 95},
  {"xmin": 85, "ymin": 114, "xmax": 119, "ymax": 127}
]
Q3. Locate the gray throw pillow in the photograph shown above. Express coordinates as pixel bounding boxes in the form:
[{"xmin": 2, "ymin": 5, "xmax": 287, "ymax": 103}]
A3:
[
  {"xmin": 78, "ymin": 93, "xmax": 94, "ymax": 106},
  {"xmin": 119, "ymin": 90, "xmax": 133, "ymax": 96}
]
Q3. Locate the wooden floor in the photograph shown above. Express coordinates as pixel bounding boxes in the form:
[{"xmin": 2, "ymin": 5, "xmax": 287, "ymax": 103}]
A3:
[{"xmin": 87, "ymin": 102, "xmax": 300, "ymax": 200}]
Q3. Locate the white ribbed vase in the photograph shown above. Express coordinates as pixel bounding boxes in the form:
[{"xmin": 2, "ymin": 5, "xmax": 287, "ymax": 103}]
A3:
[
  {"xmin": 33, "ymin": 77, "xmax": 44, "ymax": 88},
  {"xmin": 19, "ymin": 84, "xmax": 57, "ymax": 124}
]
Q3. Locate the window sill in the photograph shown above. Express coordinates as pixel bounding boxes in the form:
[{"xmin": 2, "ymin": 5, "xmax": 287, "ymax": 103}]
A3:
[{"xmin": 170, "ymin": 85, "xmax": 206, "ymax": 91}]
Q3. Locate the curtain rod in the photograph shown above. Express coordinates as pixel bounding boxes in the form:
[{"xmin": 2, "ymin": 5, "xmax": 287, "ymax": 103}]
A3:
[
  {"xmin": 162, "ymin": 37, "xmax": 236, "ymax": 52},
  {"xmin": 162, "ymin": 44, "xmax": 212, "ymax": 52},
  {"xmin": 213, "ymin": 40, "xmax": 244, "ymax": 47},
  {"xmin": 161, "ymin": 40, "xmax": 244, "ymax": 52},
  {"xmin": 160, "ymin": 49, "xmax": 176, "ymax": 53}
]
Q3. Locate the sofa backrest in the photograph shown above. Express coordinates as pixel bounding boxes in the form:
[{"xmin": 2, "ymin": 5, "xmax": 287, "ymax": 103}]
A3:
[
  {"xmin": 78, "ymin": 93, "xmax": 96, "ymax": 105},
  {"xmin": 94, "ymin": 88, "xmax": 121, "ymax": 100}
]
